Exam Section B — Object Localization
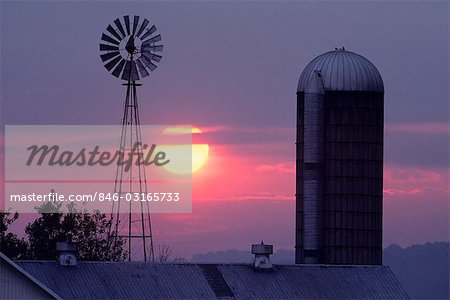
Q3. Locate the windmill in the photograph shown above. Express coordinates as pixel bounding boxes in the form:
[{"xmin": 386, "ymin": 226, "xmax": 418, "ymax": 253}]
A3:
[{"xmin": 99, "ymin": 15, "xmax": 163, "ymax": 262}]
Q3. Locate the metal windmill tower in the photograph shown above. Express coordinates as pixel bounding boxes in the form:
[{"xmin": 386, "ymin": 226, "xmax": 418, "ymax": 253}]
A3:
[{"xmin": 99, "ymin": 15, "xmax": 163, "ymax": 262}]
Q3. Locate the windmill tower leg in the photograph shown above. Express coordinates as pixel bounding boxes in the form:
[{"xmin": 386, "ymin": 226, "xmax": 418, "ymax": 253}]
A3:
[{"xmin": 109, "ymin": 78, "xmax": 155, "ymax": 262}]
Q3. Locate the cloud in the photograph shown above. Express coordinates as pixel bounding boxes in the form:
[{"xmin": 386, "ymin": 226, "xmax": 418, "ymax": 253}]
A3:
[
  {"xmin": 383, "ymin": 187, "xmax": 427, "ymax": 196},
  {"xmin": 199, "ymin": 125, "xmax": 294, "ymax": 135},
  {"xmin": 193, "ymin": 126, "xmax": 231, "ymax": 134},
  {"xmin": 386, "ymin": 122, "xmax": 450, "ymax": 134},
  {"xmin": 383, "ymin": 165, "xmax": 449, "ymax": 197},
  {"xmin": 384, "ymin": 166, "xmax": 444, "ymax": 184},
  {"xmin": 256, "ymin": 162, "xmax": 295, "ymax": 174},
  {"xmin": 232, "ymin": 193, "xmax": 294, "ymax": 202}
]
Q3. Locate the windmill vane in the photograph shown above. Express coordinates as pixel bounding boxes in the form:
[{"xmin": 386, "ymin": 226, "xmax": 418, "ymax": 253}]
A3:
[{"xmin": 99, "ymin": 15, "xmax": 163, "ymax": 81}]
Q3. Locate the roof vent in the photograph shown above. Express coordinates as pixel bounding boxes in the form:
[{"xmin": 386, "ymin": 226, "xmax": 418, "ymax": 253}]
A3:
[
  {"xmin": 56, "ymin": 242, "xmax": 78, "ymax": 266},
  {"xmin": 251, "ymin": 241, "xmax": 273, "ymax": 270}
]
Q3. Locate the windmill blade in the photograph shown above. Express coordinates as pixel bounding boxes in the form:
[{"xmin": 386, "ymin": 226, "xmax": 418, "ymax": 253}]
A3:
[
  {"xmin": 142, "ymin": 53, "xmax": 162, "ymax": 63},
  {"xmin": 130, "ymin": 60, "xmax": 140, "ymax": 81},
  {"xmin": 106, "ymin": 25, "xmax": 122, "ymax": 41},
  {"xmin": 114, "ymin": 18, "xmax": 126, "ymax": 38},
  {"xmin": 112, "ymin": 59, "xmax": 126, "ymax": 78},
  {"xmin": 101, "ymin": 33, "xmax": 120, "ymax": 45},
  {"xmin": 145, "ymin": 60, "xmax": 157, "ymax": 72},
  {"xmin": 140, "ymin": 53, "xmax": 157, "ymax": 71},
  {"xmin": 141, "ymin": 50, "xmax": 162, "ymax": 63},
  {"xmin": 99, "ymin": 16, "xmax": 162, "ymax": 80},
  {"xmin": 100, "ymin": 51, "xmax": 120, "ymax": 62},
  {"xmin": 100, "ymin": 44, "xmax": 119, "ymax": 51},
  {"xmin": 132, "ymin": 16, "xmax": 139, "ymax": 35},
  {"xmin": 142, "ymin": 34, "xmax": 161, "ymax": 44},
  {"xmin": 140, "ymin": 25, "xmax": 157, "ymax": 40},
  {"xmin": 141, "ymin": 44, "xmax": 163, "ymax": 52},
  {"xmin": 124, "ymin": 16, "xmax": 131, "ymax": 35},
  {"xmin": 122, "ymin": 61, "xmax": 131, "ymax": 80},
  {"xmin": 136, "ymin": 19, "xmax": 149, "ymax": 37},
  {"xmin": 104, "ymin": 56, "xmax": 122, "ymax": 71},
  {"xmin": 152, "ymin": 54, "xmax": 162, "ymax": 62},
  {"xmin": 136, "ymin": 59, "xmax": 150, "ymax": 78}
]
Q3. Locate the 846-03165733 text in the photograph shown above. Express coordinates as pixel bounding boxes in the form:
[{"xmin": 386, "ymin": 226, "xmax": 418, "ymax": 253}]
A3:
[{"xmin": 9, "ymin": 192, "xmax": 181, "ymax": 202}]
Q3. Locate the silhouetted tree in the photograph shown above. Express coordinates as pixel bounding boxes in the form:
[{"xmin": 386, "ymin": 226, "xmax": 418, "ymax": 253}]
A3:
[
  {"xmin": 0, "ymin": 211, "xmax": 28, "ymax": 259},
  {"xmin": 157, "ymin": 244, "xmax": 186, "ymax": 263},
  {"xmin": 25, "ymin": 201, "xmax": 127, "ymax": 261}
]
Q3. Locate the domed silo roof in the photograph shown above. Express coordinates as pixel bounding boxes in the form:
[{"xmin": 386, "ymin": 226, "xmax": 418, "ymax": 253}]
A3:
[{"xmin": 297, "ymin": 48, "xmax": 384, "ymax": 93}]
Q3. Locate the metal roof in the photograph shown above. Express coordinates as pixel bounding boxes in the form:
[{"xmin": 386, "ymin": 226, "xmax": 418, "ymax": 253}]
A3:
[
  {"xmin": 297, "ymin": 48, "xmax": 384, "ymax": 93},
  {"xmin": 16, "ymin": 261, "xmax": 408, "ymax": 299},
  {"xmin": 0, "ymin": 252, "xmax": 62, "ymax": 300}
]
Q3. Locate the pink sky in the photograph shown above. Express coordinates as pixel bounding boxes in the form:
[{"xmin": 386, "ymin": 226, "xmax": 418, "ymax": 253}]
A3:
[
  {"xmin": 6, "ymin": 122, "xmax": 448, "ymax": 259},
  {"xmin": 1, "ymin": 1, "xmax": 448, "ymax": 260}
]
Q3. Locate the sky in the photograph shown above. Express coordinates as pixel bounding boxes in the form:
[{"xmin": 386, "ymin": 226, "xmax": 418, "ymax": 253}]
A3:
[{"xmin": 1, "ymin": 1, "xmax": 449, "ymax": 259}]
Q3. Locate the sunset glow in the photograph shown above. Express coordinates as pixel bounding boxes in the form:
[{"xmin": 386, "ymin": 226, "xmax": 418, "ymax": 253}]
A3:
[
  {"xmin": 162, "ymin": 143, "xmax": 209, "ymax": 174},
  {"xmin": 1, "ymin": 4, "xmax": 448, "ymax": 296},
  {"xmin": 160, "ymin": 126, "xmax": 209, "ymax": 174}
]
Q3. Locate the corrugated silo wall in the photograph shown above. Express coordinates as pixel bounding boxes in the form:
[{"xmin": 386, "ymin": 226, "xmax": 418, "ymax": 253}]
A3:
[
  {"xmin": 295, "ymin": 92, "xmax": 305, "ymax": 264},
  {"xmin": 296, "ymin": 91, "xmax": 383, "ymax": 265}
]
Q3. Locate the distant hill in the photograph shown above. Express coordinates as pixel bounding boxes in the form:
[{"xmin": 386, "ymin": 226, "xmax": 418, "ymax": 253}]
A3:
[
  {"xmin": 191, "ymin": 242, "xmax": 450, "ymax": 299},
  {"xmin": 191, "ymin": 248, "xmax": 294, "ymax": 264},
  {"xmin": 191, "ymin": 249, "xmax": 253, "ymax": 264},
  {"xmin": 384, "ymin": 242, "xmax": 449, "ymax": 299}
]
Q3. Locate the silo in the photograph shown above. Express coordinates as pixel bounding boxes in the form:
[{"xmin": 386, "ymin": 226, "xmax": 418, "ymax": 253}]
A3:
[{"xmin": 295, "ymin": 48, "xmax": 384, "ymax": 265}]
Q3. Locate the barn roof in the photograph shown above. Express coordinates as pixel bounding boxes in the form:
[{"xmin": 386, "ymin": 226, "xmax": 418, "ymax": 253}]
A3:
[
  {"xmin": 0, "ymin": 252, "xmax": 62, "ymax": 300},
  {"xmin": 16, "ymin": 261, "xmax": 409, "ymax": 299}
]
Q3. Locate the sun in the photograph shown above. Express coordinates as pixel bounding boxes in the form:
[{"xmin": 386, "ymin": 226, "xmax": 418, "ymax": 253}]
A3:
[
  {"xmin": 159, "ymin": 126, "xmax": 209, "ymax": 175},
  {"xmin": 191, "ymin": 144, "xmax": 209, "ymax": 172}
]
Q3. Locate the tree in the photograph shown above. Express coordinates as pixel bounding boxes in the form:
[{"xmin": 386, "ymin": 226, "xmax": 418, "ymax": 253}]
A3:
[
  {"xmin": 0, "ymin": 211, "xmax": 28, "ymax": 259},
  {"xmin": 25, "ymin": 201, "xmax": 127, "ymax": 261},
  {"xmin": 157, "ymin": 244, "xmax": 186, "ymax": 263}
]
